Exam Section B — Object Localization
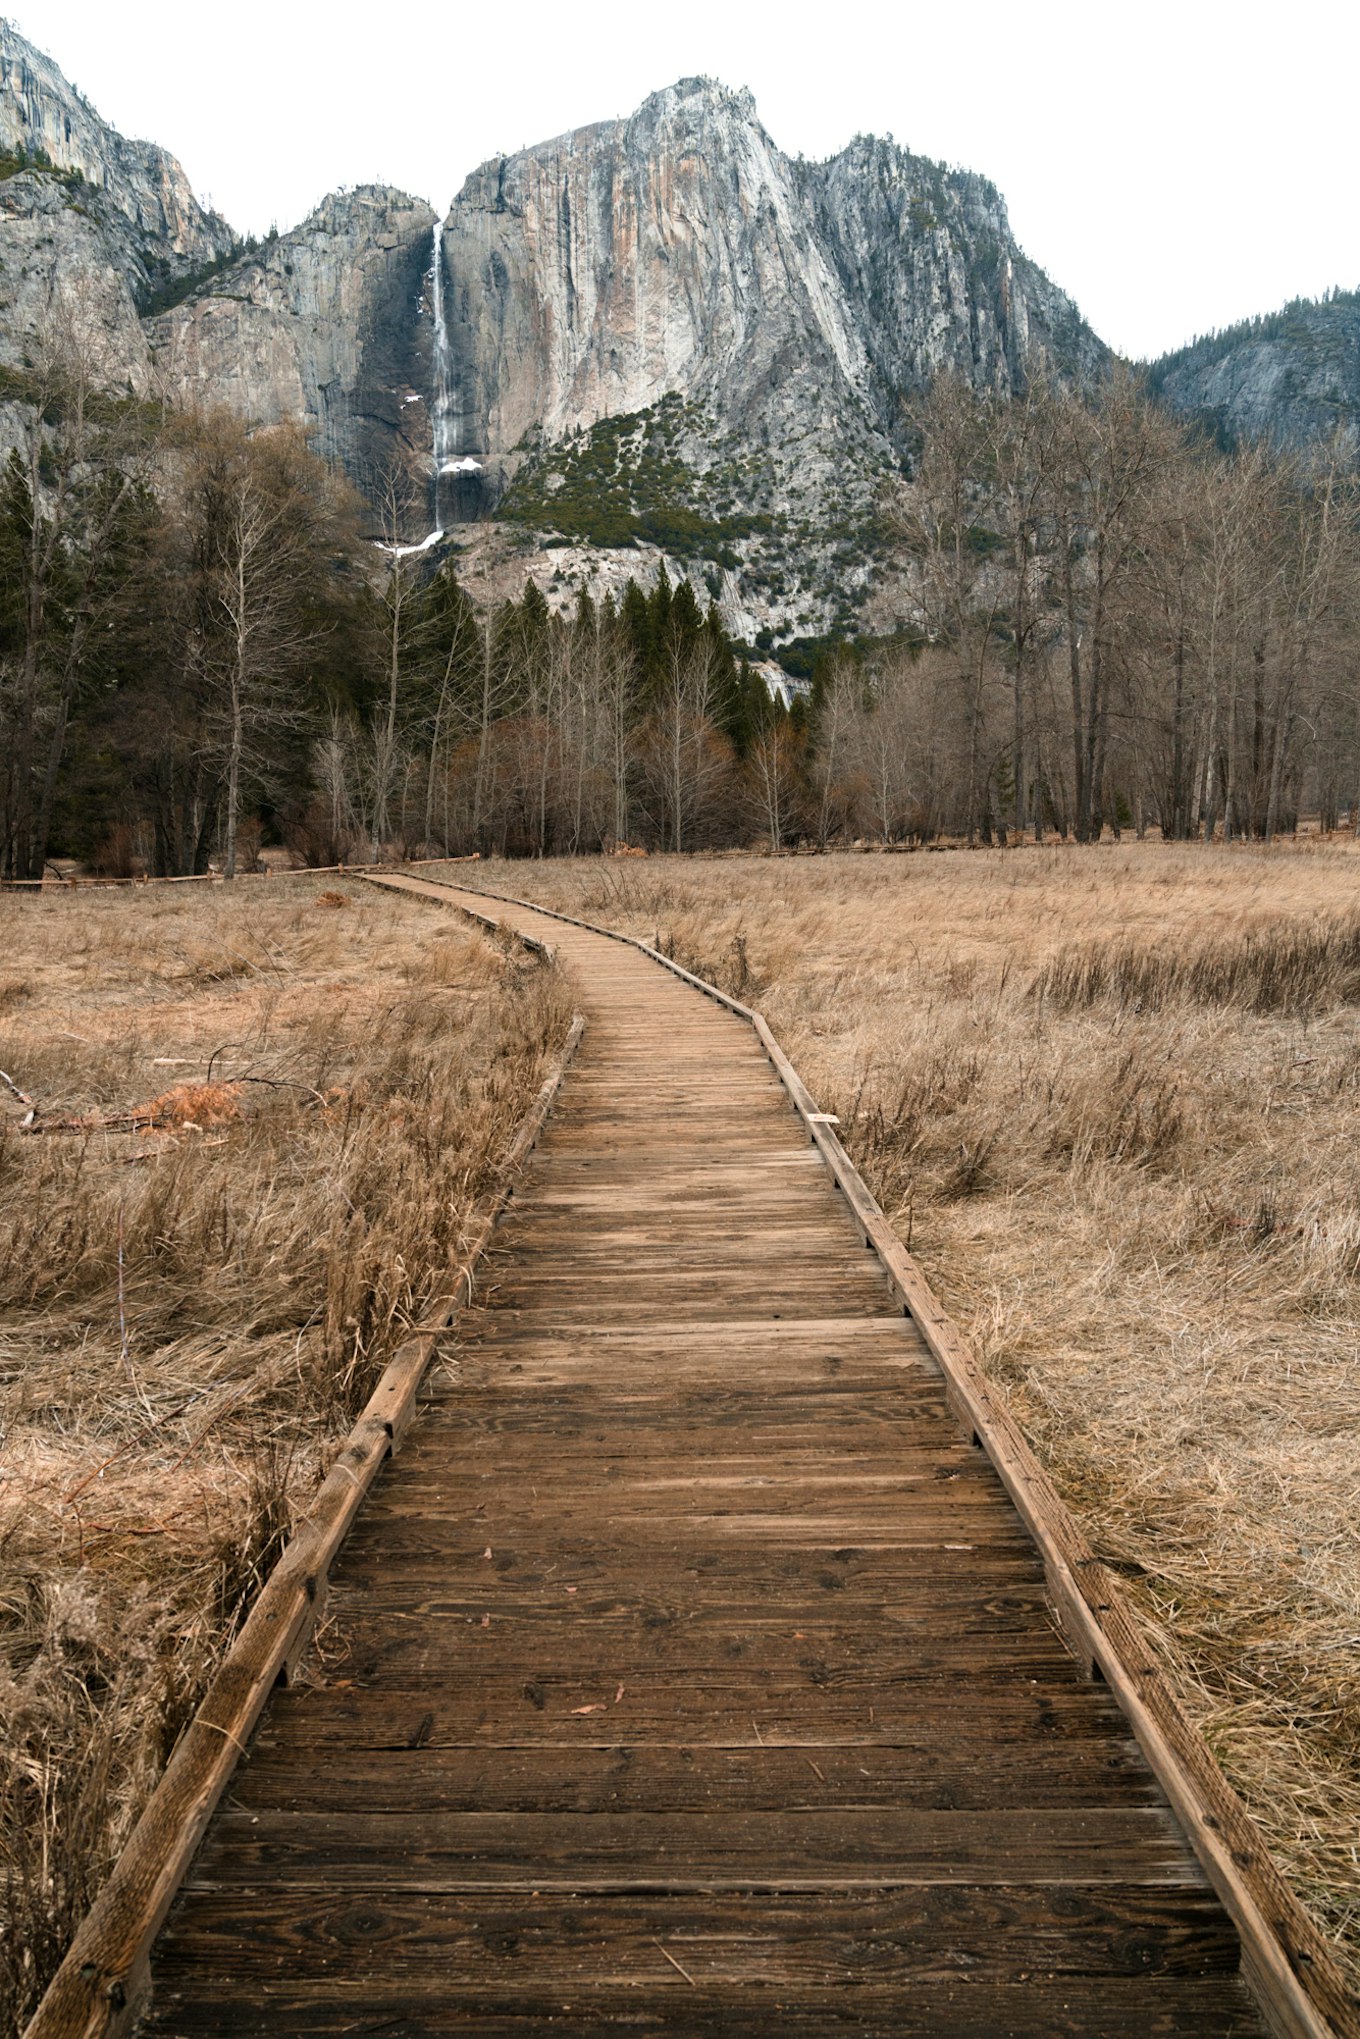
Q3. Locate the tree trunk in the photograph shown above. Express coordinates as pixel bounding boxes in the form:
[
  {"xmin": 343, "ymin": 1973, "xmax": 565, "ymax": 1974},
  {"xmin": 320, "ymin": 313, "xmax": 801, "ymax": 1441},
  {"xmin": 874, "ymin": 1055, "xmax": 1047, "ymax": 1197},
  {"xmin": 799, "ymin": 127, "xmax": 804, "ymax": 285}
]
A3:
[
  {"xmin": 1011, "ymin": 536, "xmax": 1028, "ymax": 843},
  {"xmin": 1062, "ymin": 536, "xmax": 1087, "ymax": 837},
  {"xmin": 225, "ymin": 688, "xmax": 242, "ymax": 880}
]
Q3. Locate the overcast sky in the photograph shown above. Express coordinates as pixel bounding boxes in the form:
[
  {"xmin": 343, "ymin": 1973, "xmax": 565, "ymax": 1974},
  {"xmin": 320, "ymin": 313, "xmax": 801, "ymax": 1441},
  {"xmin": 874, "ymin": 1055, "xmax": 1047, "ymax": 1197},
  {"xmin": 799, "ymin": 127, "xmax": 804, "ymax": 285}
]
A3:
[{"xmin": 13, "ymin": 0, "xmax": 1356, "ymax": 360}]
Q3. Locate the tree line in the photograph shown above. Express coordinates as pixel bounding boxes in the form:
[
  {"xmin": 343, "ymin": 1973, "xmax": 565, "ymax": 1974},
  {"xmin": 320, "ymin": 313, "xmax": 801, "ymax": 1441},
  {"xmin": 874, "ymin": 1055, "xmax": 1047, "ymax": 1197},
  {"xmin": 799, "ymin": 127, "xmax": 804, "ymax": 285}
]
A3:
[
  {"xmin": 868, "ymin": 370, "xmax": 1360, "ymax": 845},
  {"xmin": 3, "ymin": 321, "xmax": 1358, "ymax": 879}
]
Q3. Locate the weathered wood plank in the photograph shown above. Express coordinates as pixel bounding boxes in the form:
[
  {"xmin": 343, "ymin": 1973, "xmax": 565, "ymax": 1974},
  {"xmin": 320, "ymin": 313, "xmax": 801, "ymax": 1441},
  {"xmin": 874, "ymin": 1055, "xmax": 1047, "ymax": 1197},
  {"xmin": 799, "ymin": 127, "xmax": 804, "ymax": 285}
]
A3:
[
  {"xmin": 138, "ymin": 1980, "xmax": 1269, "ymax": 2038},
  {"xmin": 148, "ymin": 1885, "xmax": 1239, "ymax": 1979},
  {"xmin": 408, "ymin": 1398, "xmax": 966, "ymax": 1444},
  {"xmin": 322, "ymin": 1543, "xmax": 1051, "ymax": 1596},
  {"xmin": 227, "ymin": 1738, "xmax": 1166, "ymax": 1814},
  {"xmin": 322, "ymin": 1564, "xmax": 1054, "ymax": 1615},
  {"xmin": 318, "ymin": 1632, "xmax": 1089, "ymax": 1699},
  {"xmin": 250, "ymin": 1677, "xmax": 1152, "ymax": 1750},
  {"xmin": 187, "ymin": 1805, "xmax": 1206, "ymax": 1890}
]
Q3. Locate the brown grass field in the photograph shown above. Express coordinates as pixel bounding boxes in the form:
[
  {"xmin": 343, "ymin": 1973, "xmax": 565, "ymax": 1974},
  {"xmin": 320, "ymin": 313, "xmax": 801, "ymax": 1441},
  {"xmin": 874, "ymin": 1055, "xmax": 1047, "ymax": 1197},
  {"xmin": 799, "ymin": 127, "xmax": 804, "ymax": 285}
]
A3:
[
  {"xmin": 0, "ymin": 876, "xmax": 571, "ymax": 2031},
  {"xmin": 450, "ymin": 839, "xmax": 1360, "ymax": 1984}
]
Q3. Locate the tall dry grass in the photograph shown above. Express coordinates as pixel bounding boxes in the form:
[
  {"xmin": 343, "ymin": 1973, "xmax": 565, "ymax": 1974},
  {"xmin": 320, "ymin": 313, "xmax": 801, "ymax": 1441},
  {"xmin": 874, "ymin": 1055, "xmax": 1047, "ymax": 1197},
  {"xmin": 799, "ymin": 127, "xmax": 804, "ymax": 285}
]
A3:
[
  {"xmin": 0, "ymin": 878, "xmax": 571, "ymax": 2033},
  {"xmin": 449, "ymin": 842, "xmax": 1360, "ymax": 1984},
  {"xmin": 1032, "ymin": 912, "xmax": 1360, "ymax": 1018}
]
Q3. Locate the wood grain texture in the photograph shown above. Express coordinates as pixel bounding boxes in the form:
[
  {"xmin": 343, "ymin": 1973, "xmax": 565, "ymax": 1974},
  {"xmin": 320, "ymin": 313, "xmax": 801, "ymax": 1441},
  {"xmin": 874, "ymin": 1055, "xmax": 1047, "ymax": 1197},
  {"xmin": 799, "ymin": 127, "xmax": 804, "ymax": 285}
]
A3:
[{"xmin": 143, "ymin": 1980, "xmax": 1266, "ymax": 2037}]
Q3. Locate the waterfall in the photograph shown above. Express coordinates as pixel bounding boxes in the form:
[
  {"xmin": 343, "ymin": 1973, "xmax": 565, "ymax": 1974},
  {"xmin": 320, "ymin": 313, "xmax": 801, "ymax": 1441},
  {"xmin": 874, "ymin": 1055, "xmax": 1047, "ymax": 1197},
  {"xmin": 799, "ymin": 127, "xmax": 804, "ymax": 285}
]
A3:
[{"xmin": 430, "ymin": 217, "xmax": 454, "ymax": 525}]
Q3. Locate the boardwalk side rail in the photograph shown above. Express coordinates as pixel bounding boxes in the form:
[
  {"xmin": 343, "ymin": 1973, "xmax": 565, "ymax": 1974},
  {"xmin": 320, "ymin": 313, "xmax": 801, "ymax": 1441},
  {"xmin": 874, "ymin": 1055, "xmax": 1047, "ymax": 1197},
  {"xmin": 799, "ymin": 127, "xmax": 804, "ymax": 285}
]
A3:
[
  {"xmin": 25, "ymin": 978, "xmax": 586, "ymax": 2039},
  {"xmin": 416, "ymin": 870, "xmax": 1356, "ymax": 2039}
]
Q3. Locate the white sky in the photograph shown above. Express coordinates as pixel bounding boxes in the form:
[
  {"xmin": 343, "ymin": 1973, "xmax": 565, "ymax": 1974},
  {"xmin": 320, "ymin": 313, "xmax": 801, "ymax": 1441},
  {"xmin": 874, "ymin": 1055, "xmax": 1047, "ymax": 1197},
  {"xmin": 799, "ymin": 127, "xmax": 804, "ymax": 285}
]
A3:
[{"xmin": 12, "ymin": 0, "xmax": 1357, "ymax": 361}]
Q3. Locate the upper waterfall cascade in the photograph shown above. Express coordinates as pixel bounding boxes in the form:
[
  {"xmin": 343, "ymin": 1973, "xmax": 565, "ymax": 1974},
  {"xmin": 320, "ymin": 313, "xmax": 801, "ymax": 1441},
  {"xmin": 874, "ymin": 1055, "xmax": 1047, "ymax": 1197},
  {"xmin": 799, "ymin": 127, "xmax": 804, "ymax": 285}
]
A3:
[
  {"xmin": 428, "ymin": 219, "xmax": 485, "ymax": 526},
  {"xmin": 429, "ymin": 219, "xmax": 456, "ymax": 518}
]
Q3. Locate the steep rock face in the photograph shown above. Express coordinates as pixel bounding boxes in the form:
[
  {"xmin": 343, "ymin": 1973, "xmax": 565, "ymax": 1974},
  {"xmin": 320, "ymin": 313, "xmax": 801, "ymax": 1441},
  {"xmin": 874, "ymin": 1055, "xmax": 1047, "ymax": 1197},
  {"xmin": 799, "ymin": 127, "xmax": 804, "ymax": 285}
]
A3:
[
  {"xmin": 0, "ymin": 20, "xmax": 234, "ymax": 372},
  {"xmin": 801, "ymin": 137, "xmax": 1106, "ymax": 426},
  {"xmin": 440, "ymin": 82, "xmax": 1104, "ymax": 466},
  {"xmin": 0, "ymin": 31, "xmax": 1114, "ymax": 626},
  {"xmin": 0, "ymin": 168, "xmax": 148, "ymax": 377},
  {"xmin": 441, "ymin": 81, "xmax": 876, "ymax": 458},
  {"xmin": 439, "ymin": 80, "xmax": 1104, "ymax": 639},
  {"xmin": 151, "ymin": 187, "xmax": 437, "ymax": 490},
  {"xmin": 1148, "ymin": 294, "xmax": 1360, "ymax": 451},
  {"xmin": 0, "ymin": 20, "xmax": 230, "ymax": 264}
]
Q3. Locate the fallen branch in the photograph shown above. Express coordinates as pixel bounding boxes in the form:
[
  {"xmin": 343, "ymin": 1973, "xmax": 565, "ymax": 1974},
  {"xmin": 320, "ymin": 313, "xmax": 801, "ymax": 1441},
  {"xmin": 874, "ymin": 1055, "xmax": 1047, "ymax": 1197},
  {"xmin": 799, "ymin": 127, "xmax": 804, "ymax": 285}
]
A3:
[
  {"xmin": 0, "ymin": 1066, "xmax": 35, "ymax": 1115},
  {"xmin": 19, "ymin": 1082, "xmax": 246, "ymax": 1137}
]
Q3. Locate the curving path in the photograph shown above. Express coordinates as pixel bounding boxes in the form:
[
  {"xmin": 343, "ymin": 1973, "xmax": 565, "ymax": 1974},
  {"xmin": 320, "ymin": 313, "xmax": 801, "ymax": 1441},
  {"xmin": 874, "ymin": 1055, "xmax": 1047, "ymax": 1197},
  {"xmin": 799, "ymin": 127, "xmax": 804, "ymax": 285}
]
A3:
[{"xmin": 138, "ymin": 879, "xmax": 1266, "ymax": 2035}]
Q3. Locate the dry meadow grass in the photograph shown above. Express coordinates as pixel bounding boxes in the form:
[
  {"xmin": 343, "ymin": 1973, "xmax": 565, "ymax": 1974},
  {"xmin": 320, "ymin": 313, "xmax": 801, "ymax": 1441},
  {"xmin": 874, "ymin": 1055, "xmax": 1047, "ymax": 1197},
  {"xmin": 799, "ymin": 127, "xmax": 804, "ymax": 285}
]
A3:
[
  {"xmin": 0, "ymin": 875, "xmax": 572, "ymax": 2032},
  {"xmin": 452, "ymin": 841, "xmax": 1360, "ymax": 1983}
]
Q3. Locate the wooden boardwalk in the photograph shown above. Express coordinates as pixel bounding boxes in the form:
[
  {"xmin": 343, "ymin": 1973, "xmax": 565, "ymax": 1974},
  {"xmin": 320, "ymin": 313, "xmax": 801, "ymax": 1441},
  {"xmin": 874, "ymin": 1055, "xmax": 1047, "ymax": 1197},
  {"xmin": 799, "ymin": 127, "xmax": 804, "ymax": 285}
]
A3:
[{"xmin": 137, "ymin": 882, "xmax": 1272, "ymax": 2035}]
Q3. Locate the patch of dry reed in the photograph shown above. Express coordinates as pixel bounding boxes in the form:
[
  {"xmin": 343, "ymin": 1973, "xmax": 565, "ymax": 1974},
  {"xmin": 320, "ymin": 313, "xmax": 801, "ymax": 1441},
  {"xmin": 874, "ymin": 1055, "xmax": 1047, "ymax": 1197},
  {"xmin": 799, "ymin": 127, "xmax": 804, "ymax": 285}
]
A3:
[
  {"xmin": 1033, "ymin": 911, "xmax": 1360, "ymax": 1017},
  {"xmin": 0, "ymin": 879, "xmax": 572, "ymax": 2033},
  {"xmin": 450, "ymin": 842, "xmax": 1360, "ymax": 1984}
]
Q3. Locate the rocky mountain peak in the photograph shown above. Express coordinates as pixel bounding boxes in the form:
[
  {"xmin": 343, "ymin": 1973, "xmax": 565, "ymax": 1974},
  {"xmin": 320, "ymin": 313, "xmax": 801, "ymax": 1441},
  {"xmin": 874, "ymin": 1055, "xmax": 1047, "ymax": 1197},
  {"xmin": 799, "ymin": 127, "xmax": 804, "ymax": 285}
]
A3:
[
  {"xmin": 0, "ymin": 19, "xmax": 236, "ymax": 380},
  {"xmin": 1, "ymin": 34, "xmax": 1113, "ymax": 631},
  {"xmin": 303, "ymin": 183, "xmax": 431, "ymax": 236},
  {"xmin": 435, "ymin": 80, "xmax": 878, "ymax": 462},
  {"xmin": 629, "ymin": 75, "xmax": 760, "ymax": 129},
  {"xmin": 0, "ymin": 18, "xmax": 232, "ymax": 264},
  {"xmin": 452, "ymin": 75, "xmax": 768, "ymax": 222}
]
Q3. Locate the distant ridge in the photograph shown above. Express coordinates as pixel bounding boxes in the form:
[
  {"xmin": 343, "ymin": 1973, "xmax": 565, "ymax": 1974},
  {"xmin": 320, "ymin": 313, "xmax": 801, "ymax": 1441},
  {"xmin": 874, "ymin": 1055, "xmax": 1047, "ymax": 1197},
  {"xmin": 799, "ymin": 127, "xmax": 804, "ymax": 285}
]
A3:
[{"xmin": 1147, "ymin": 288, "xmax": 1360, "ymax": 451}]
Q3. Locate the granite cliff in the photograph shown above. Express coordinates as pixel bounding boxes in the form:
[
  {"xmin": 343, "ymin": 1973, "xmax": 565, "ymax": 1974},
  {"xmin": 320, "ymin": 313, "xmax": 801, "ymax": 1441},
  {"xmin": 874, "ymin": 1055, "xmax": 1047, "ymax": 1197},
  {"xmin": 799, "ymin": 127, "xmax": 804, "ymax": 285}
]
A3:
[
  {"xmin": 0, "ymin": 22, "xmax": 440, "ymax": 490},
  {"xmin": 799, "ymin": 134, "xmax": 1105, "ymax": 419},
  {"xmin": 99, "ymin": 68, "xmax": 1106, "ymax": 634},
  {"xmin": 143, "ymin": 72, "xmax": 1107, "ymax": 573},
  {"xmin": 46, "ymin": 27, "xmax": 1360, "ymax": 647},
  {"xmin": 0, "ymin": 18, "xmax": 233, "ymax": 380},
  {"xmin": 7, "ymin": 18, "xmax": 1355, "ymax": 587},
  {"xmin": 1147, "ymin": 292, "xmax": 1360, "ymax": 453},
  {"xmin": 148, "ymin": 187, "xmax": 438, "ymax": 491},
  {"xmin": 438, "ymin": 83, "xmax": 1104, "ymax": 455},
  {"xmin": 422, "ymin": 79, "xmax": 1106, "ymax": 639},
  {"xmin": 0, "ymin": 30, "xmax": 1123, "ymax": 640}
]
